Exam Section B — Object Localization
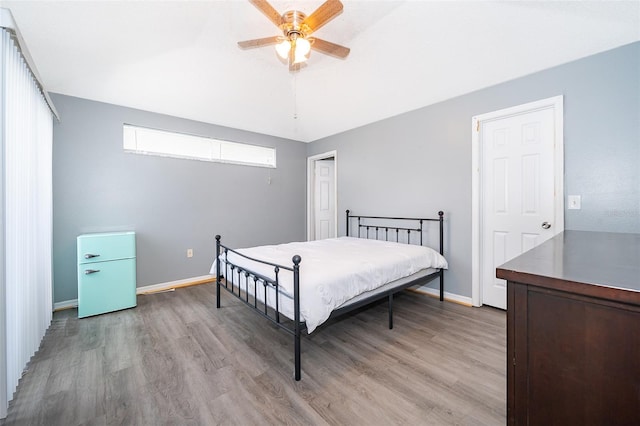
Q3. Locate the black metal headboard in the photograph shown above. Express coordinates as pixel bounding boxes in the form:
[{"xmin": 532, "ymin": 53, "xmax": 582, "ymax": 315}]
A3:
[{"xmin": 345, "ymin": 210, "xmax": 444, "ymax": 256}]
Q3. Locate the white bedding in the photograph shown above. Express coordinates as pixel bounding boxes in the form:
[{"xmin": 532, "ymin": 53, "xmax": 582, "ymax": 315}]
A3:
[{"xmin": 210, "ymin": 236, "xmax": 448, "ymax": 333}]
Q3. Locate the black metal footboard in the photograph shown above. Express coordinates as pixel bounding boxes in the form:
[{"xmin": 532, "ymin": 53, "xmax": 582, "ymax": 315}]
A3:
[
  {"xmin": 215, "ymin": 210, "xmax": 446, "ymax": 381},
  {"xmin": 214, "ymin": 236, "xmax": 304, "ymax": 380}
]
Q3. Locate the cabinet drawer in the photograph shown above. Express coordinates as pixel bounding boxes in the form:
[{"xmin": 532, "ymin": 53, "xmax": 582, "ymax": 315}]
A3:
[
  {"xmin": 78, "ymin": 258, "xmax": 137, "ymax": 318},
  {"xmin": 78, "ymin": 231, "xmax": 135, "ymax": 264}
]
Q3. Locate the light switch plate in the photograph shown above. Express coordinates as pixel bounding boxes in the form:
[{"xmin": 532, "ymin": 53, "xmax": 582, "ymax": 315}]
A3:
[{"xmin": 568, "ymin": 195, "xmax": 581, "ymax": 210}]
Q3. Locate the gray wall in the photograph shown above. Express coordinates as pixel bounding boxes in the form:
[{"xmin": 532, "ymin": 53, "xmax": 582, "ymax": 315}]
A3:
[
  {"xmin": 53, "ymin": 42, "xmax": 639, "ymax": 303},
  {"xmin": 308, "ymin": 41, "xmax": 640, "ymax": 299},
  {"xmin": 52, "ymin": 94, "xmax": 307, "ymax": 303}
]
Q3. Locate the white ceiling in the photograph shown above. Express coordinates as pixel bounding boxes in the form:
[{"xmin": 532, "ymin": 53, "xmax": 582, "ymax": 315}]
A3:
[{"xmin": 2, "ymin": 1, "xmax": 639, "ymax": 142}]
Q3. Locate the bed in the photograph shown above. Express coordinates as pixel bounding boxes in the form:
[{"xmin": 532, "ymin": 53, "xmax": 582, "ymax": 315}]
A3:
[{"xmin": 211, "ymin": 210, "xmax": 448, "ymax": 380}]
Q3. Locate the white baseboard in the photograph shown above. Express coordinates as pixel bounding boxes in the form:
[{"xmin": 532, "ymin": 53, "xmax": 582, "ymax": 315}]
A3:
[
  {"xmin": 412, "ymin": 285, "xmax": 473, "ymax": 307},
  {"xmin": 53, "ymin": 274, "xmax": 216, "ymax": 311},
  {"xmin": 54, "ymin": 274, "xmax": 472, "ymax": 310},
  {"xmin": 53, "ymin": 299, "xmax": 78, "ymax": 311},
  {"xmin": 136, "ymin": 274, "xmax": 215, "ymax": 295}
]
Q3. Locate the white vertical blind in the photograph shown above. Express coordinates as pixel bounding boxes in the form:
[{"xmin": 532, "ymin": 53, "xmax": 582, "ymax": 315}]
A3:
[{"xmin": 1, "ymin": 28, "xmax": 53, "ymax": 418}]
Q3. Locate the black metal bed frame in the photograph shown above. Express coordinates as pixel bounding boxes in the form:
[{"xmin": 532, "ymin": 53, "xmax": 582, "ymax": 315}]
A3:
[{"xmin": 215, "ymin": 210, "xmax": 445, "ymax": 381}]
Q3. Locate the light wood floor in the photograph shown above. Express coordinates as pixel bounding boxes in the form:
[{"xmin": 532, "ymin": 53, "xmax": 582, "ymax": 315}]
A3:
[{"xmin": 3, "ymin": 284, "xmax": 506, "ymax": 425}]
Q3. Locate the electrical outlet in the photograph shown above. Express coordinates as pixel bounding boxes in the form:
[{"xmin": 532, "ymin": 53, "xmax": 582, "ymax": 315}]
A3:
[
  {"xmin": 568, "ymin": 195, "xmax": 581, "ymax": 210},
  {"xmin": 187, "ymin": 249, "xmax": 193, "ymax": 258}
]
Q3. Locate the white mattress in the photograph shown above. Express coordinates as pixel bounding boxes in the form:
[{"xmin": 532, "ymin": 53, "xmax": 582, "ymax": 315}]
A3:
[{"xmin": 211, "ymin": 237, "xmax": 448, "ymax": 333}]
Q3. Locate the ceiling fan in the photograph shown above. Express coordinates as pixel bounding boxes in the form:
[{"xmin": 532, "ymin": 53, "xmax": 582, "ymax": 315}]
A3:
[{"xmin": 238, "ymin": 0, "xmax": 350, "ymax": 71}]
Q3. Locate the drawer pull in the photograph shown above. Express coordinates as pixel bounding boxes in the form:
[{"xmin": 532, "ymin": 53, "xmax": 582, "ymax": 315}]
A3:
[
  {"xmin": 84, "ymin": 269, "xmax": 101, "ymax": 275},
  {"xmin": 84, "ymin": 253, "xmax": 100, "ymax": 259}
]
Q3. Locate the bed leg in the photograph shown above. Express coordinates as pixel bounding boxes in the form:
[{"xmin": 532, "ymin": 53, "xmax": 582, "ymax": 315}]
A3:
[
  {"xmin": 294, "ymin": 332, "xmax": 301, "ymax": 381},
  {"xmin": 388, "ymin": 293, "xmax": 394, "ymax": 329},
  {"xmin": 216, "ymin": 279, "xmax": 221, "ymax": 308},
  {"xmin": 215, "ymin": 235, "xmax": 221, "ymax": 309},
  {"xmin": 438, "ymin": 211, "xmax": 444, "ymax": 302},
  {"xmin": 293, "ymin": 255, "xmax": 302, "ymax": 381}
]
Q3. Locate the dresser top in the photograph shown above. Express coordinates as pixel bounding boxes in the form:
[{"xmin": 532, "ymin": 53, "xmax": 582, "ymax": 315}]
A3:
[{"xmin": 497, "ymin": 230, "xmax": 640, "ymax": 298}]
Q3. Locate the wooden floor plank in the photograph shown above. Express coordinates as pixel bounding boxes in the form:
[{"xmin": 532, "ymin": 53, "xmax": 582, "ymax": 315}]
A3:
[{"xmin": 3, "ymin": 283, "xmax": 506, "ymax": 425}]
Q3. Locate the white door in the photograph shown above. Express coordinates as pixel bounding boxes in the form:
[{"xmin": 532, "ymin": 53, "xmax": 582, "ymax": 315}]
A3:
[
  {"xmin": 314, "ymin": 159, "xmax": 335, "ymax": 240},
  {"xmin": 477, "ymin": 98, "xmax": 563, "ymax": 309}
]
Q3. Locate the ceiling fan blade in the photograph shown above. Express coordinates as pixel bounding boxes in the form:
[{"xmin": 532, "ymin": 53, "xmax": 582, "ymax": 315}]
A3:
[
  {"xmin": 249, "ymin": 0, "xmax": 283, "ymax": 27},
  {"xmin": 311, "ymin": 38, "xmax": 350, "ymax": 58},
  {"xmin": 237, "ymin": 36, "xmax": 280, "ymax": 49},
  {"xmin": 303, "ymin": 0, "xmax": 343, "ymax": 34}
]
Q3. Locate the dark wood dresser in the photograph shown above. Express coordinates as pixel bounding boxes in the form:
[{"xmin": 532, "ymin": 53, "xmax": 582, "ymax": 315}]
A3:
[{"xmin": 496, "ymin": 231, "xmax": 640, "ymax": 426}]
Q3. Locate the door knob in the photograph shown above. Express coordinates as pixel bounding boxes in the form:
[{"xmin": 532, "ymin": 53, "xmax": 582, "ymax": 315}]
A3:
[{"xmin": 542, "ymin": 222, "xmax": 551, "ymax": 229}]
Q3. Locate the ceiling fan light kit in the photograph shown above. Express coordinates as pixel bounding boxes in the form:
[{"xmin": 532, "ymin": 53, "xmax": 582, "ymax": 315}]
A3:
[
  {"xmin": 276, "ymin": 36, "xmax": 311, "ymax": 64},
  {"xmin": 238, "ymin": 0, "xmax": 350, "ymax": 71},
  {"xmin": 275, "ymin": 39, "xmax": 291, "ymax": 59}
]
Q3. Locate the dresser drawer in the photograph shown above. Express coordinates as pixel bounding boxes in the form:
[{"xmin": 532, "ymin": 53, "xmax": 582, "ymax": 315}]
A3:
[
  {"xmin": 78, "ymin": 231, "xmax": 135, "ymax": 264},
  {"xmin": 78, "ymin": 258, "xmax": 137, "ymax": 318}
]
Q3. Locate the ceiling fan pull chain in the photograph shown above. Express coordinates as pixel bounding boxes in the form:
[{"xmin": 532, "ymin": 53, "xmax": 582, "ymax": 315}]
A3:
[{"xmin": 292, "ymin": 72, "xmax": 298, "ymax": 121}]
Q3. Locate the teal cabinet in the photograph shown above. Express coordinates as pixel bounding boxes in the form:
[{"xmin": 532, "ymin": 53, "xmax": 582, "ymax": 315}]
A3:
[{"xmin": 77, "ymin": 231, "xmax": 137, "ymax": 318}]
